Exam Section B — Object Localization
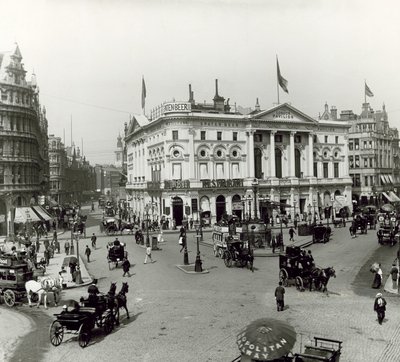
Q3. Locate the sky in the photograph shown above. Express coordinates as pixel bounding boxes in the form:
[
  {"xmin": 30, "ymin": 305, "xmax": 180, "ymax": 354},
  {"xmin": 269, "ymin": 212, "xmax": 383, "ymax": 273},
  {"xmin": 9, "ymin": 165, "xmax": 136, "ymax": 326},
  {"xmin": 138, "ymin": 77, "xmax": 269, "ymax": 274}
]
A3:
[{"xmin": 1, "ymin": 0, "xmax": 400, "ymax": 164}]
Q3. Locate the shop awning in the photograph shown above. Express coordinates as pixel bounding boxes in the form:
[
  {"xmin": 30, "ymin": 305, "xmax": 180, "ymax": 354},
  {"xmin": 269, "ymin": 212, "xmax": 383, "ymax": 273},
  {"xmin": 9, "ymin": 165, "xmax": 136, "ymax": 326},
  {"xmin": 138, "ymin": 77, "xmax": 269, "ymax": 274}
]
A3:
[
  {"xmin": 383, "ymin": 175, "xmax": 390, "ymax": 184},
  {"xmin": 389, "ymin": 191, "xmax": 400, "ymax": 202},
  {"xmin": 31, "ymin": 206, "xmax": 52, "ymax": 221},
  {"xmin": 380, "ymin": 175, "xmax": 386, "ymax": 185},
  {"xmin": 388, "ymin": 175, "xmax": 394, "ymax": 184},
  {"xmin": 14, "ymin": 207, "xmax": 41, "ymax": 223},
  {"xmin": 382, "ymin": 192, "xmax": 395, "ymax": 203}
]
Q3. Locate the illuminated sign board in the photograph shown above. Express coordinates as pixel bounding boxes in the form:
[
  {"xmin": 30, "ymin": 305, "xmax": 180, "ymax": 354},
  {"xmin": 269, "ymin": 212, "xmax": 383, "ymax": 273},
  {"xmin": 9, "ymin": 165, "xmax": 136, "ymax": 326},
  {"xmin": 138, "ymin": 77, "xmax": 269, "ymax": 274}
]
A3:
[{"xmin": 202, "ymin": 179, "xmax": 243, "ymax": 189}]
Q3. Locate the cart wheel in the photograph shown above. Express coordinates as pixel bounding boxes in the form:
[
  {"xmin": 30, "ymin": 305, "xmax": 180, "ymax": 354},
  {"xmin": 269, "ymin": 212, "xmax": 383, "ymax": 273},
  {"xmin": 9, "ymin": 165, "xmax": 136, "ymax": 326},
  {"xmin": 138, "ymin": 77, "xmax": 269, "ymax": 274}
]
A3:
[
  {"xmin": 104, "ymin": 313, "xmax": 113, "ymax": 334},
  {"xmin": 279, "ymin": 268, "xmax": 289, "ymax": 286},
  {"xmin": 78, "ymin": 325, "xmax": 90, "ymax": 348},
  {"xmin": 3, "ymin": 290, "xmax": 16, "ymax": 307},
  {"xmin": 49, "ymin": 320, "xmax": 64, "ymax": 346},
  {"xmin": 218, "ymin": 248, "xmax": 224, "ymax": 259},
  {"xmin": 295, "ymin": 276, "xmax": 304, "ymax": 290},
  {"xmin": 223, "ymin": 251, "xmax": 233, "ymax": 267}
]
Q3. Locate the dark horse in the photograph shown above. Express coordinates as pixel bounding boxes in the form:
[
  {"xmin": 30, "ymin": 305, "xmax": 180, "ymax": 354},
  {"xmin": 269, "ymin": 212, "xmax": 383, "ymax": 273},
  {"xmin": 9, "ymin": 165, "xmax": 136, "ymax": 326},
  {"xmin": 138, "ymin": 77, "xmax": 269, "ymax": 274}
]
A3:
[
  {"xmin": 114, "ymin": 282, "xmax": 130, "ymax": 325},
  {"xmin": 310, "ymin": 267, "xmax": 336, "ymax": 292}
]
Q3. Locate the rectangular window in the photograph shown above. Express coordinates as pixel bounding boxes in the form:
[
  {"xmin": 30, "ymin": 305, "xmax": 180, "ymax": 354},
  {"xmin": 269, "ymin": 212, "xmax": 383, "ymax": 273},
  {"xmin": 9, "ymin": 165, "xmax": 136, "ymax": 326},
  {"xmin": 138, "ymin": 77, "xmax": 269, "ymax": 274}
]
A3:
[
  {"xmin": 172, "ymin": 131, "xmax": 178, "ymax": 141},
  {"xmin": 254, "ymin": 134, "xmax": 262, "ymax": 142},
  {"xmin": 217, "ymin": 131, "xmax": 222, "ymax": 141},
  {"xmin": 233, "ymin": 132, "xmax": 237, "ymax": 141},
  {"xmin": 325, "ymin": 136, "xmax": 328, "ymax": 143},
  {"xmin": 216, "ymin": 163, "xmax": 224, "ymax": 179},
  {"xmin": 354, "ymin": 139, "xmax": 359, "ymax": 150},
  {"xmin": 232, "ymin": 163, "xmax": 240, "ymax": 178},
  {"xmin": 335, "ymin": 136, "xmax": 338, "ymax": 144},
  {"xmin": 313, "ymin": 135, "xmax": 317, "ymax": 143},
  {"xmin": 364, "ymin": 158, "xmax": 368, "ymax": 168},
  {"xmin": 349, "ymin": 141, "xmax": 353, "ymax": 151},
  {"xmin": 334, "ymin": 162, "xmax": 339, "ymax": 178},
  {"xmin": 365, "ymin": 176, "xmax": 369, "ymax": 186},
  {"xmin": 0, "ymin": 140, "xmax": 2, "ymax": 156},
  {"xmin": 369, "ymin": 141, "xmax": 373, "ymax": 149},
  {"xmin": 323, "ymin": 163, "xmax": 328, "ymax": 178},
  {"xmin": 370, "ymin": 176, "xmax": 374, "ymax": 186},
  {"xmin": 349, "ymin": 156, "xmax": 354, "ymax": 168},
  {"xmin": 295, "ymin": 135, "xmax": 301, "ymax": 143},
  {"xmin": 199, "ymin": 163, "xmax": 208, "ymax": 179},
  {"xmin": 275, "ymin": 134, "xmax": 283, "ymax": 143},
  {"xmin": 172, "ymin": 163, "xmax": 181, "ymax": 180},
  {"xmin": 201, "ymin": 131, "xmax": 206, "ymax": 140},
  {"xmin": 355, "ymin": 174, "xmax": 361, "ymax": 187},
  {"xmin": 313, "ymin": 162, "xmax": 318, "ymax": 177},
  {"xmin": 355, "ymin": 155, "xmax": 360, "ymax": 168}
]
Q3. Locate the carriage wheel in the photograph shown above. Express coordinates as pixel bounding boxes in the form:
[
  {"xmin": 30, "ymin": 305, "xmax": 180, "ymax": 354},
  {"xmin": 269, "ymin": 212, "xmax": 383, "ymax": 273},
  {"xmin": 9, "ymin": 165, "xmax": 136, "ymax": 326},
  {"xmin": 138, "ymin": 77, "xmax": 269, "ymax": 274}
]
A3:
[
  {"xmin": 223, "ymin": 251, "xmax": 233, "ymax": 267},
  {"xmin": 3, "ymin": 290, "xmax": 16, "ymax": 307},
  {"xmin": 295, "ymin": 276, "xmax": 304, "ymax": 290},
  {"xmin": 78, "ymin": 324, "xmax": 91, "ymax": 348},
  {"xmin": 218, "ymin": 248, "xmax": 224, "ymax": 259},
  {"xmin": 103, "ymin": 313, "xmax": 114, "ymax": 334},
  {"xmin": 49, "ymin": 320, "xmax": 64, "ymax": 346},
  {"xmin": 279, "ymin": 269, "xmax": 289, "ymax": 286}
]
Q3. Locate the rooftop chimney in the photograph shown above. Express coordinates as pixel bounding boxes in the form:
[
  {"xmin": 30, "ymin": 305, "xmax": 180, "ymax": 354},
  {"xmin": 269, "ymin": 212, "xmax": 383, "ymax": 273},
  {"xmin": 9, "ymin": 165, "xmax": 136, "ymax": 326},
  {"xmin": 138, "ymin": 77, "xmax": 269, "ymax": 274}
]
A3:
[
  {"xmin": 215, "ymin": 79, "xmax": 219, "ymax": 97},
  {"xmin": 330, "ymin": 106, "xmax": 337, "ymax": 120},
  {"xmin": 255, "ymin": 98, "xmax": 260, "ymax": 112}
]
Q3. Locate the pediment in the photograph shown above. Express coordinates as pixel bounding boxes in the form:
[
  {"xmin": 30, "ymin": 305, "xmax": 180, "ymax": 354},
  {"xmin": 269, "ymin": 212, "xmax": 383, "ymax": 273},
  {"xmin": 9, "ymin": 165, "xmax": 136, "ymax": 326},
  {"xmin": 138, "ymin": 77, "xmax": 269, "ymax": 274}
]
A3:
[{"xmin": 250, "ymin": 103, "xmax": 317, "ymax": 125}]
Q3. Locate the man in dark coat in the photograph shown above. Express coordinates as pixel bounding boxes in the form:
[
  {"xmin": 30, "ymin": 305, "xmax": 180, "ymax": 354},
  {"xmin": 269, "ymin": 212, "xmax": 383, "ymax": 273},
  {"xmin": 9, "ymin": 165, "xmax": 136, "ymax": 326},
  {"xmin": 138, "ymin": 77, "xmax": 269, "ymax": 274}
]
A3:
[
  {"xmin": 275, "ymin": 281, "xmax": 285, "ymax": 311},
  {"xmin": 374, "ymin": 292, "xmax": 387, "ymax": 324},
  {"xmin": 122, "ymin": 258, "xmax": 131, "ymax": 277},
  {"xmin": 87, "ymin": 279, "xmax": 100, "ymax": 307}
]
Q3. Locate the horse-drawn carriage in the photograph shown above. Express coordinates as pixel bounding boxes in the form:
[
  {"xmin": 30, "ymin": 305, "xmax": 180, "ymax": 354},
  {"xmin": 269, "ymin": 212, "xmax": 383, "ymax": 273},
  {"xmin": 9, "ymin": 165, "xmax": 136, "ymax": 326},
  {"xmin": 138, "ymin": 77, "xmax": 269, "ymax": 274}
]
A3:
[
  {"xmin": 107, "ymin": 241, "xmax": 128, "ymax": 270},
  {"xmin": 350, "ymin": 214, "xmax": 368, "ymax": 236},
  {"xmin": 312, "ymin": 225, "xmax": 331, "ymax": 243},
  {"xmin": 294, "ymin": 337, "xmax": 342, "ymax": 361},
  {"xmin": 377, "ymin": 225, "xmax": 398, "ymax": 246},
  {"xmin": 101, "ymin": 218, "xmax": 119, "ymax": 235},
  {"xmin": 279, "ymin": 246, "xmax": 335, "ymax": 292},
  {"xmin": 222, "ymin": 237, "xmax": 253, "ymax": 272},
  {"xmin": 0, "ymin": 253, "xmax": 34, "ymax": 307},
  {"xmin": 49, "ymin": 298, "xmax": 114, "ymax": 348}
]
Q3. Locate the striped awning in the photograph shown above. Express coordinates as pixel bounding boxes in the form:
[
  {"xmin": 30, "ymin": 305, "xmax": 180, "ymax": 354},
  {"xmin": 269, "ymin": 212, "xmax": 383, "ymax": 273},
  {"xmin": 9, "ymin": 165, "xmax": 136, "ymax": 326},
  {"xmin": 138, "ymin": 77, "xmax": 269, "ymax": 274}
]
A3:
[
  {"xmin": 389, "ymin": 191, "xmax": 400, "ymax": 202},
  {"xmin": 31, "ymin": 206, "xmax": 52, "ymax": 221},
  {"xmin": 388, "ymin": 175, "xmax": 394, "ymax": 184},
  {"xmin": 382, "ymin": 192, "xmax": 394, "ymax": 202},
  {"xmin": 14, "ymin": 207, "xmax": 41, "ymax": 223},
  {"xmin": 380, "ymin": 175, "xmax": 386, "ymax": 185}
]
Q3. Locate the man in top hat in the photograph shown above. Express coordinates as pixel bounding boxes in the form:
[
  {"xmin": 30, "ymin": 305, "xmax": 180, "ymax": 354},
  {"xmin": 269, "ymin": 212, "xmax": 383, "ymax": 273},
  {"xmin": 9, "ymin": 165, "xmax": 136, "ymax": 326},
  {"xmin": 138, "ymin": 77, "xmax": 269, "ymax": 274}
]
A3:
[
  {"xmin": 374, "ymin": 292, "xmax": 387, "ymax": 324},
  {"xmin": 87, "ymin": 279, "xmax": 100, "ymax": 307}
]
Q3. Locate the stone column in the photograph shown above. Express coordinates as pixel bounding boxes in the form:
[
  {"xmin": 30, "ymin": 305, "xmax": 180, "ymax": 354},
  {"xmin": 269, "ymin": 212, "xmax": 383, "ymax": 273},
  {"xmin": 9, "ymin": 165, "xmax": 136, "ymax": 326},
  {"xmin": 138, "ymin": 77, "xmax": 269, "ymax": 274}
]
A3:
[
  {"xmin": 290, "ymin": 131, "xmax": 296, "ymax": 177},
  {"xmin": 247, "ymin": 130, "xmax": 255, "ymax": 178},
  {"xmin": 188, "ymin": 129, "xmax": 195, "ymax": 179},
  {"xmin": 270, "ymin": 131, "xmax": 276, "ymax": 177},
  {"xmin": 308, "ymin": 133, "xmax": 314, "ymax": 177}
]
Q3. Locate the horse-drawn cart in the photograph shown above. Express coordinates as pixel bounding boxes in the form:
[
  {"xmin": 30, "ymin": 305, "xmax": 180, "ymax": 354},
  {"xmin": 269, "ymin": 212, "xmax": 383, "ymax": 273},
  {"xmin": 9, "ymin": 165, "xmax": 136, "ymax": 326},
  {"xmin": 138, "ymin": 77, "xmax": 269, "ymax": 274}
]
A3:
[
  {"xmin": 50, "ymin": 298, "xmax": 114, "ymax": 348},
  {"xmin": 312, "ymin": 225, "xmax": 331, "ymax": 244},
  {"xmin": 0, "ymin": 254, "xmax": 34, "ymax": 307},
  {"xmin": 106, "ymin": 241, "xmax": 128, "ymax": 270},
  {"xmin": 222, "ymin": 237, "xmax": 253, "ymax": 272}
]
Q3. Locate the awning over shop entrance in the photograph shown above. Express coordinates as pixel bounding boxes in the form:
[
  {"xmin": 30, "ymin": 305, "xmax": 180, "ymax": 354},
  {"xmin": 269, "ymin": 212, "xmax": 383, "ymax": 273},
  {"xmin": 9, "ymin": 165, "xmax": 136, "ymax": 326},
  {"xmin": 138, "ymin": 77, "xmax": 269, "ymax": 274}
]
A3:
[
  {"xmin": 389, "ymin": 191, "xmax": 400, "ymax": 202},
  {"xmin": 382, "ymin": 192, "xmax": 395, "ymax": 203},
  {"xmin": 31, "ymin": 206, "xmax": 52, "ymax": 221},
  {"xmin": 380, "ymin": 175, "xmax": 386, "ymax": 185},
  {"xmin": 388, "ymin": 175, "xmax": 394, "ymax": 184},
  {"xmin": 14, "ymin": 207, "xmax": 41, "ymax": 223}
]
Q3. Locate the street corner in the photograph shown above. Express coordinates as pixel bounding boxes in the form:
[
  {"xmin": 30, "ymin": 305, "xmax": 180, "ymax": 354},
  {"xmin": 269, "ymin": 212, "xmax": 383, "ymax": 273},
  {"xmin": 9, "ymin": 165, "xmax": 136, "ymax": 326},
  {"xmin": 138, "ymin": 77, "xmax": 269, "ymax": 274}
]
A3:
[{"xmin": 175, "ymin": 264, "xmax": 209, "ymax": 274}]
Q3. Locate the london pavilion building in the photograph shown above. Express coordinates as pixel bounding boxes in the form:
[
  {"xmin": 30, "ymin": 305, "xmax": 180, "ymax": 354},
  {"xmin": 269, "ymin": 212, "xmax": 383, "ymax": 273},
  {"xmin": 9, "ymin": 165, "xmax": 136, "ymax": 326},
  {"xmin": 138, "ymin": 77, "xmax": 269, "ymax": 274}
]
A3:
[{"xmin": 125, "ymin": 80, "xmax": 352, "ymax": 226}]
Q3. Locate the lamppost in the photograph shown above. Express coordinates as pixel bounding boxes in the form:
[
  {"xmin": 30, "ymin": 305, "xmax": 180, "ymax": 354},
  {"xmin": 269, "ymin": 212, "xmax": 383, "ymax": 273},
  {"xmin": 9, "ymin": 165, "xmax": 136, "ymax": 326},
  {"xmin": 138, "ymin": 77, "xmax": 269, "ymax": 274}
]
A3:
[
  {"xmin": 293, "ymin": 199, "xmax": 297, "ymax": 223},
  {"xmin": 197, "ymin": 206, "xmax": 203, "ymax": 241},
  {"xmin": 194, "ymin": 224, "xmax": 202, "ymax": 272},
  {"xmin": 73, "ymin": 232, "xmax": 83, "ymax": 284},
  {"xmin": 145, "ymin": 202, "xmax": 157, "ymax": 247},
  {"xmin": 313, "ymin": 200, "xmax": 317, "ymax": 224},
  {"xmin": 69, "ymin": 218, "xmax": 75, "ymax": 254},
  {"xmin": 252, "ymin": 179, "xmax": 259, "ymax": 220},
  {"xmin": 242, "ymin": 194, "xmax": 252, "ymax": 221},
  {"xmin": 307, "ymin": 204, "xmax": 312, "ymax": 226}
]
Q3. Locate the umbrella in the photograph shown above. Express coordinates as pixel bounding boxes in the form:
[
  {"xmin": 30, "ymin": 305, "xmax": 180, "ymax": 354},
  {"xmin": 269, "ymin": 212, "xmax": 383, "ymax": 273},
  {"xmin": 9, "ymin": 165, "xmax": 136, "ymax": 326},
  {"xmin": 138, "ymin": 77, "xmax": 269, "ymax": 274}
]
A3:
[
  {"xmin": 62, "ymin": 256, "xmax": 78, "ymax": 267},
  {"xmin": 236, "ymin": 318, "xmax": 296, "ymax": 361},
  {"xmin": 381, "ymin": 204, "xmax": 394, "ymax": 213}
]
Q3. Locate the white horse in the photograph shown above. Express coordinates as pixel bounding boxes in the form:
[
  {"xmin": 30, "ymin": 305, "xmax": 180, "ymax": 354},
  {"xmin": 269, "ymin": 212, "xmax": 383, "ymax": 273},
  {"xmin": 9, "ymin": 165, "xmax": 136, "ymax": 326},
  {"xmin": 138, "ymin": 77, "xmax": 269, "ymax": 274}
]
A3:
[{"xmin": 25, "ymin": 277, "xmax": 62, "ymax": 309}]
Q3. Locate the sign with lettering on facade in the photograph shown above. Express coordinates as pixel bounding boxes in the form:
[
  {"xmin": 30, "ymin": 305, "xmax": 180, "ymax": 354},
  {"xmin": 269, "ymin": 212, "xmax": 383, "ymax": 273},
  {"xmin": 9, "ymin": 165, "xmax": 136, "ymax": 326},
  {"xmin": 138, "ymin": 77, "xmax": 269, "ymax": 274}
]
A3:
[
  {"xmin": 162, "ymin": 102, "xmax": 191, "ymax": 114},
  {"xmin": 272, "ymin": 109, "xmax": 294, "ymax": 120},
  {"xmin": 0, "ymin": 258, "xmax": 10, "ymax": 266},
  {"xmin": 164, "ymin": 180, "xmax": 190, "ymax": 190},
  {"xmin": 202, "ymin": 179, "xmax": 244, "ymax": 189}
]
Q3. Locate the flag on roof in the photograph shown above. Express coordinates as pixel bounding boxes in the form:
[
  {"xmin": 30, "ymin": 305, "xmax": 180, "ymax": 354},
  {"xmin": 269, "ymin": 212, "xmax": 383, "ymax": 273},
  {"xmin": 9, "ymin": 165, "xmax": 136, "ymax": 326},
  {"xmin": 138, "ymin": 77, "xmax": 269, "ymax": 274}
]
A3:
[
  {"xmin": 141, "ymin": 76, "xmax": 146, "ymax": 110},
  {"xmin": 365, "ymin": 82, "xmax": 374, "ymax": 97},
  {"xmin": 277, "ymin": 57, "xmax": 288, "ymax": 93}
]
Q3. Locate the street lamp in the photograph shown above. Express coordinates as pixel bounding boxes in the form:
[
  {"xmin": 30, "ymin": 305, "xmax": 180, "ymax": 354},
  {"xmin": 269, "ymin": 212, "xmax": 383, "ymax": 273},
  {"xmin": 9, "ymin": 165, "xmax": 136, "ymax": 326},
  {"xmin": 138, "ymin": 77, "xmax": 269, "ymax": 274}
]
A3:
[
  {"xmin": 242, "ymin": 194, "xmax": 252, "ymax": 221},
  {"xmin": 145, "ymin": 202, "xmax": 157, "ymax": 247},
  {"xmin": 197, "ymin": 206, "xmax": 203, "ymax": 241},
  {"xmin": 313, "ymin": 200, "xmax": 317, "ymax": 224},
  {"xmin": 194, "ymin": 224, "xmax": 203, "ymax": 272},
  {"xmin": 307, "ymin": 204, "xmax": 312, "ymax": 226},
  {"xmin": 252, "ymin": 179, "xmax": 259, "ymax": 220},
  {"xmin": 73, "ymin": 232, "xmax": 83, "ymax": 284},
  {"xmin": 293, "ymin": 200, "xmax": 297, "ymax": 224}
]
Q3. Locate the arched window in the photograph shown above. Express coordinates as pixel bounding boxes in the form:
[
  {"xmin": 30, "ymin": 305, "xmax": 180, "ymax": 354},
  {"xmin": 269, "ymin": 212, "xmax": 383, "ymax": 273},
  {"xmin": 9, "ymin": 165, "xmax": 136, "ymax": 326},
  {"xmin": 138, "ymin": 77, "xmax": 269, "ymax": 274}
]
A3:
[
  {"xmin": 254, "ymin": 148, "xmax": 262, "ymax": 179},
  {"xmin": 295, "ymin": 149, "xmax": 301, "ymax": 178},
  {"xmin": 275, "ymin": 148, "xmax": 282, "ymax": 178}
]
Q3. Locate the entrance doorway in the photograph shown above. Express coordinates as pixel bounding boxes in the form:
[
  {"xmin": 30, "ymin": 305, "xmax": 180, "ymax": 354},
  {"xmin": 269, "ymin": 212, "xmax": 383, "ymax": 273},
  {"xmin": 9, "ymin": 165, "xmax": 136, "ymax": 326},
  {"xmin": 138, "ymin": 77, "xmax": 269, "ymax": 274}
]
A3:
[
  {"xmin": 172, "ymin": 196, "xmax": 184, "ymax": 226},
  {"xmin": 216, "ymin": 195, "xmax": 226, "ymax": 222},
  {"xmin": 232, "ymin": 194, "xmax": 242, "ymax": 220}
]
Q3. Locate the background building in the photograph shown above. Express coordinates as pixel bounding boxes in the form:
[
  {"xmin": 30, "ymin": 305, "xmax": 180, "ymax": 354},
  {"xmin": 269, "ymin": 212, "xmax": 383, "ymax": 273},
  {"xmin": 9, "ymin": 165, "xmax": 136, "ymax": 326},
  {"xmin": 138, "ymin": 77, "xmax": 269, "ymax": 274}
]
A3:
[
  {"xmin": 125, "ymin": 81, "xmax": 352, "ymax": 226},
  {"xmin": 346, "ymin": 102, "xmax": 400, "ymax": 209},
  {"xmin": 0, "ymin": 44, "xmax": 49, "ymax": 238},
  {"xmin": 48, "ymin": 134, "xmax": 68, "ymax": 205}
]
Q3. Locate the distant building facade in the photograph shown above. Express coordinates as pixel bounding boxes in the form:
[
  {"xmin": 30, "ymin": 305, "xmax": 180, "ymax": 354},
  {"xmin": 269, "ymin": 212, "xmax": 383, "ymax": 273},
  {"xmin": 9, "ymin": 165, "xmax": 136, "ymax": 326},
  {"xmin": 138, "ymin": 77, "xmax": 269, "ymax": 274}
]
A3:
[
  {"xmin": 125, "ymin": 81, "xmax": 352, "ymax": 226},
  {"xmin": 345, "ymin": 102, "xmax": 400, "ymax": 207},
  {"xmin": 48, "ymin": 135, "xmax": 68, "ymax": 205},
  {"xmin": 0, "ymin": 44, "xmax": 49, "ymax": 238}
]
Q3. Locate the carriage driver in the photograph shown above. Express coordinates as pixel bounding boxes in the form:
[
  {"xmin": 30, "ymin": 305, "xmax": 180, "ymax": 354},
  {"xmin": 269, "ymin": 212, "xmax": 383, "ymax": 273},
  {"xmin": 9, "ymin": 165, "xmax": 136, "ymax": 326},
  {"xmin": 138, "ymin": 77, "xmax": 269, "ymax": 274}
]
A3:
[
  {"xmin": 87, "ymin": 278, "xmax": 100, "ymax": 307},
  {"xmin": 113, "ymin": 237, "xmax": 121, "ymax": 247}
]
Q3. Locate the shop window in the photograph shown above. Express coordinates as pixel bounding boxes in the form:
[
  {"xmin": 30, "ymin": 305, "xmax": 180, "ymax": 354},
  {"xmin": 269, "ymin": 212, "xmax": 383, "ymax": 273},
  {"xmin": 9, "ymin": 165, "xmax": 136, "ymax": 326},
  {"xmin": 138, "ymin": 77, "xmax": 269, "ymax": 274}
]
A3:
[
  {"xmin": 201, "ymin": 131, "xmax": 206, "ymax": 140},
  {"xmin": 334, "ymin": 163, "xmax": 339, "ymax": 178}
]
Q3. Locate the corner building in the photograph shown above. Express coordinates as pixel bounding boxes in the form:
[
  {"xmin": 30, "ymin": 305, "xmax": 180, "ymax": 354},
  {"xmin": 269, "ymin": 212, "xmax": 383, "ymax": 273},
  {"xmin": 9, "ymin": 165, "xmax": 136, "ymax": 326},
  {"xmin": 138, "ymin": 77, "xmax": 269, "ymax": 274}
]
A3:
[{"xmin": 125, "ymin": 82, "xmax": 352, "ymax": 226}]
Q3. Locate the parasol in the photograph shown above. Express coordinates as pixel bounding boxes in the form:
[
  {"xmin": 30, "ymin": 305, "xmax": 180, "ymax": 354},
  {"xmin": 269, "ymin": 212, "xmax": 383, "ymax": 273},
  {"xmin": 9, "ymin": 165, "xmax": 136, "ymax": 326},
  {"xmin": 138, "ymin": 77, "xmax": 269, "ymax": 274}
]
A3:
[
  {"xmin": 236, "ymin": 318, "xmax": 296, "ymax": 361},
  {"xmin": 381, "ymin": 204, "xmax": 394, "ymax": 213}
]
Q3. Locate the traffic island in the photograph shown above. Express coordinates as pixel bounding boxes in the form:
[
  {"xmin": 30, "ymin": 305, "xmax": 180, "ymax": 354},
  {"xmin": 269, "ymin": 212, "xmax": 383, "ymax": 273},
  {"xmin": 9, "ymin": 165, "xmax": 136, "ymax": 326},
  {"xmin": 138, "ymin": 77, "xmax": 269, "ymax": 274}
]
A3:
[{"xmin": 176, "ymin": 264, "xmax": 209, "ymax": 274}]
